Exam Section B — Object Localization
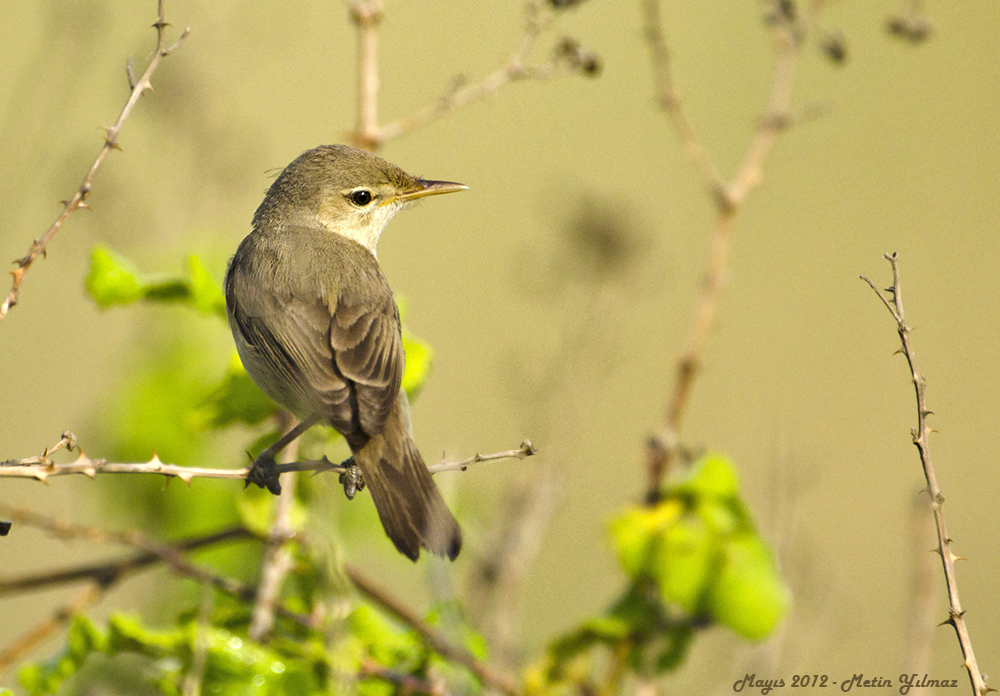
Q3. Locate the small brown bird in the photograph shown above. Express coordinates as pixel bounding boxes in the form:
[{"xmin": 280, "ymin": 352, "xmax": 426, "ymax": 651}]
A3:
[{"xmin": 225, "ymin": 144, "xmax": 466, "ymax": 561}]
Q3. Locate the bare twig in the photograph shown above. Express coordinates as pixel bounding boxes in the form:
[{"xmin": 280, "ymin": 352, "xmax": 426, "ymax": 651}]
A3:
[
  {"xmin": 344, "ymin": 564, "xmax": 520, "ymax": 696},
  {"xmin": 0, "ymin": 508, "xmax": 312, "ymax": 628},
  {"xmin": 432, "ymin": 440, "xmax": 536, "ymax": 473},
  {"xmin": 349, "ymin": 1, "xmax": 595, "ymax": 150},
  {"xmin": 0, "ymin": 0, "xmax": 189, "ymax": 324},
  {"xmin": 0, "ymin": 434, "xmax": 532, "ymax": 484},
  {"xmin": 0, "ymin": 517, "xmax": 251, "ymax": 596},
  {"xmin": 861, "ymin": 251, "xmax": 987, "ymax": 696},
  {"xmin": 642, "ymin": 0, "xmax": 821, "ymax": 501},
  {"xmin": 349, "ymin": 0, "xmax": 383, "ymax": 151},
  {"xmin": 641, "ymin": 0, "xmax": 725, "ymax": 196}
]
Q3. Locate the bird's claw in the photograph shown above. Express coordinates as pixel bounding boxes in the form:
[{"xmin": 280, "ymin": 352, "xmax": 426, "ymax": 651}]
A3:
[
  {"xmin": 246, "ymin": 451, "xmax": 282, "ymax": 495},
  {"xmin": 338, "ymin": 457, "xmax": 365, "ymax": 500}
]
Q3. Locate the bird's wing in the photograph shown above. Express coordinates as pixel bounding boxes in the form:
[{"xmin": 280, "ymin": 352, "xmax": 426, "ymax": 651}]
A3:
[
  {"xmin": 226, "ymin": 232, "xmax": 403, "ymax": 448},
  {"xmin": 327, "ymin": 294, "xmax": 404, "ymax": 444}
]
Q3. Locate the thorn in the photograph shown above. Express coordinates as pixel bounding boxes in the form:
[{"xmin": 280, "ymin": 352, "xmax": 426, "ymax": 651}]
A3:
[
  {"xmin": 149, "ymin": 452, "xmax": 164, "ymax": 469},
  {"xmin": 177, "ymin": 471, "xmax": 193, "ymax": 486}
]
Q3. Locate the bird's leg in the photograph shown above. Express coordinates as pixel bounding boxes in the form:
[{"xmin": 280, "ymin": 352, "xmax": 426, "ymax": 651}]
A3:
[
  {"xmin": 338, "ymin": 456, "xmax": 365, "ymax": 500},
  {"xmin": 246, "ymin": 413, "xmax": 321, "ymax": 495}
]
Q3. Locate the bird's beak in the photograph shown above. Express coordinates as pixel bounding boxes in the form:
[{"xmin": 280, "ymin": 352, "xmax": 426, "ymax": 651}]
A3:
[{"xmin": 394, "ymin": 179, "xmax": 468, "ymax": 203}]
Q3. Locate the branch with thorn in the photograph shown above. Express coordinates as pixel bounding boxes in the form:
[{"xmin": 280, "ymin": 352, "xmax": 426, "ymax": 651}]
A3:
[
  {"xmin": 0, "ymin": 431, "xmax": 535, "ymax": 487},
  {"xmin": 0, "ymin": 0, "xmax": 189, "ymax": 324},
  {"xmin": 861, "ymin": 252, "xmax": 988, "ymax": 696}
]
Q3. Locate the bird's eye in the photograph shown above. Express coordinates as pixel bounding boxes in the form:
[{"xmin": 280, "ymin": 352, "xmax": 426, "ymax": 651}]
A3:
[{"xmin": 349, "ymin": 189, "xmax": 374, "ymax": 206}]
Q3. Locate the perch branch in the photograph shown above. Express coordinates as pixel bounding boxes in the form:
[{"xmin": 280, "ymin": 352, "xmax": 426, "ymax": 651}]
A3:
[
  {"xmin": 0, "ymin": 0, "xmax": 188, "ymax": 324},
  {"xmin": 0, "ymin": 434, "xmax": 534, "ymax": 484},
  {"xmin": 861, "ymin": 251, "xmax": 987, "ymax": 696}
]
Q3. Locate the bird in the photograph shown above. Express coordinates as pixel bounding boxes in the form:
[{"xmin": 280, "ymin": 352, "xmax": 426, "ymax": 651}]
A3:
[{"xmin": 225, "ymin": 144, "xmax": 466, "ymax": 561}]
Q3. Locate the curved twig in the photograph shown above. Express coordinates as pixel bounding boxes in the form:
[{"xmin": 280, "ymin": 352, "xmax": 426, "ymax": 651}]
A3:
[{"xmin": 0, "ymin": 0, "xmax": 189, "ymax": 323}]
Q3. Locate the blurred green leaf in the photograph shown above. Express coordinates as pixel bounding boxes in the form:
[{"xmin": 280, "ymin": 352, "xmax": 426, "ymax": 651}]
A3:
[
  {"xmin": 401, "ymin": 329, "xmax": 433, "ymax": 399},
  {"xmin": 21, "ymin": 613, "xmax": 331, "ymax": 696},
  {"xmin": 653, "ymin": 517, "xmax": 716, "ymax": 613},
  {"xmin": 86, "ymin": 246, "xmax": 144, "ymax": 307},
  {"xmin": 19, "ymin": 616, "xmax": 107, "ymax": 696},
  {"xmin": 706, "ymin": 534, "xmax": 791, "ymax": 640},
  {"xmin": 608, "ymin": 453, "xmax": 789, "ymax": 641},
  {"xmin": 85, "ymin": 246, "xmax": 226, "ymax": 316}
]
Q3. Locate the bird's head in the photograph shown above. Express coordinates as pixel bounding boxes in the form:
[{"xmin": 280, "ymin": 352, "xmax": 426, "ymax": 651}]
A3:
[{"xmin": 253, "ymin": 144, "xmax": 467, "ymax": 255}]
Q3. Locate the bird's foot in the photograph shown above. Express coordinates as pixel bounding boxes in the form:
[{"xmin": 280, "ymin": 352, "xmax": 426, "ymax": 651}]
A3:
[
  {"xmin": 338, "ymin": 457, "xmax": 365, "ymax": 500},
  {"xmin": 245, "ymin": 450, "xmax": 282, "ymax": 495}
]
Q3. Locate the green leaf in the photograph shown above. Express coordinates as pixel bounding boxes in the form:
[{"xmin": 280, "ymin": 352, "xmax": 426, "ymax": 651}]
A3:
[
  {"xmin": 653, "ymin": 517, "xmax": 717, "ymax": 613},
  {"xmin": 609, "ymin": 453, "xmax": 790, "ymax": 643},
  {"xmin": 401, "ymin": 329, "xmax": 433, "ymax": 399},
  {"xmin": 85, "ymin": 246, "xmax": 226, "ymax": 316},
  {"xmin": 608, "ymin": 501, "xmax": 682, "ymax": 577},
  {"xmin": 86, "ymin": 246, "xmax": 144, "ymax": 307},
  {"xmin": 706, "ymin": 534, "xmax": 790, "ymax": 640},
  {"xmin": 677, "ymin": 454, "xmax": 740, "ymax": 500},
  {"xmin": 349, "ymin": 603, "xmax": 421, "ymax": 667},
  {"xmin": 185, "ymin": 254, "xmax": 227, "ymax": 316},
  {"xmin": 19, "ymin": 616, "xmax": 108, "ymax": 696}
]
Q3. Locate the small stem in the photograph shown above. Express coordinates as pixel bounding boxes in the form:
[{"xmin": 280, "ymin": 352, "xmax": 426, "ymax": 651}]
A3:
[{"xmin": 0, "ymin": 1, "xmax": 188, "ymax": 323}]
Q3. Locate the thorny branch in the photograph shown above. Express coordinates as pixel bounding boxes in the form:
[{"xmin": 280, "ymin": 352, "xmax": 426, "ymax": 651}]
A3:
[
  {"xmin": 0, "ymin": 0, "xmax": 188, "ymax": 324},
  {"xmin": 642, "ymin": 0, "xmax": 823, "ymax": 501},
  {"xmin": 348, "ymin": 0, "xmax": 599, "ymax": 151},
  {"xmin": 861, "ymin": 252, "xmax": 988, "ymax": 696},
  {"xmin": 0, "ymin": 431, "xmax": 535, "ymax": 486}
]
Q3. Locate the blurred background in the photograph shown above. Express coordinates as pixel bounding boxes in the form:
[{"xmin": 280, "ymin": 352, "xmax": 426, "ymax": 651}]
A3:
[{"xmin": 1, "ymin": 0, "xmax": 999, "ymax": 692}]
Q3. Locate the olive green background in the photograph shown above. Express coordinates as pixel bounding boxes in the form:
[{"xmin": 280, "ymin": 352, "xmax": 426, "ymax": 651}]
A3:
[{"xmin": 2, "ymin": 1, "xmax": 999, "ymax": 692}]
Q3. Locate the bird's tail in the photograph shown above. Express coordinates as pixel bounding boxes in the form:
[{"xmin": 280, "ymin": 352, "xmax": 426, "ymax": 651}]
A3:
[{"xmin": 354, "ymin": 407, "xmax": 462, "ymax": 561}]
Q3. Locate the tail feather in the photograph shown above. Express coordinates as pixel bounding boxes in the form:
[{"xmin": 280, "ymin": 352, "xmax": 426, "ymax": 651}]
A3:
[{"xmin": 355, "ymin": 414, "xmax": 462, "ymax": 561}]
